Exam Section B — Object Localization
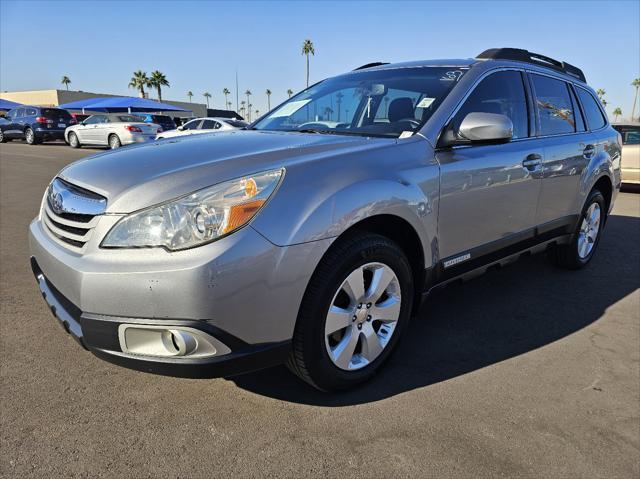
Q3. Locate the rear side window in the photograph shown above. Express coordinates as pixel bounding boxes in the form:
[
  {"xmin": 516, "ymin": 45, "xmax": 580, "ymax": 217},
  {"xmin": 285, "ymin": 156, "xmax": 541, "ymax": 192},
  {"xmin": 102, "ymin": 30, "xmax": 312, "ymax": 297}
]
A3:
[
  {"xmin": 576, "ymin": 88, "xmax": 607, "ymax": 131},
  {"xmin": 531, "ymin": 74, "xmax": 576, "ymax": 135},
  {"xmin": 201, "ymin": 120, "xmax": 216, "ymax": 129},
  {"xmin": 25, "ymin": 108, "xmax": 37, "ymax": 116},
  {"xmin": 452, "ymin": 70, "xmax": 529, "ymax": 139}
]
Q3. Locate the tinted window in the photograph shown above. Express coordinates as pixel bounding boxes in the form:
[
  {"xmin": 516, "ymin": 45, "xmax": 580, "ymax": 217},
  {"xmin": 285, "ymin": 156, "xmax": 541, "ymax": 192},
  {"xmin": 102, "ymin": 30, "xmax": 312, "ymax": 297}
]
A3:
[
  {"xmin": 531, "ymin": 75, "xmax": 576, "ymax": 135},
  {"xmin": 613, "ymin": 126, "xmax": 640, "ymax": 145},
  {"xmin": 224, "ymin": 119, "xmax": 248, "ymax": 128},
  {"xmin": 568, "ymin": 86, "xmax": 586, "ymax": 132},
  {"xmin": 452, "ymin": 70, "xmax": 529, "ymax": 139},
  {"xmin": 25, "ymin": 108, "xmax": 37, "ymax": 116},
  {"xmin": 152, "ymin": 115, "xmax": 171, "ymax": 123},
  {"xmin": 200, "ymin": 120, "xmax": 216, "ymax": 129},
  {"xmin": 42, "ymin": 108, "xmax": 72, "ymax": 120},
  {"xmin": 16, "ymin": 108, "xmax": 25, "ymax": 117},
  {"xmin": 183, "ymin": 120, "xmax": 201, "ymax": 130},
  {"xmin": 83, "ymin": 115, "xmax": 105, "ymax": 125},
  {"xmin": 576, "ymin": 88, "xmax": 606, "ymax": 131},
  {"xmin": 115, "ymin": 115, "xmax": 141, "ymax": 122}
]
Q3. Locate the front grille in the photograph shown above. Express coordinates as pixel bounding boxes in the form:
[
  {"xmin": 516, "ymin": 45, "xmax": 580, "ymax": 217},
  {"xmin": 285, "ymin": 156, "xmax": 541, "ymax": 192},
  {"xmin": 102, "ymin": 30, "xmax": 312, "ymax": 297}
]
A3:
[{"xmin": 41, "ymin": 178, "xmax": 106, "ymax": 250}]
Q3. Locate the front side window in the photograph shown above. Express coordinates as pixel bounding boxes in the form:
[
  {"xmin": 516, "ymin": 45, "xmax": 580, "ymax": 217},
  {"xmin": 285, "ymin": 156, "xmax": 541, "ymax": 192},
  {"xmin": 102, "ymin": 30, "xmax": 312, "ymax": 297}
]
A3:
[
  {"xmin": 183, "ymin": 120, "xmax": 201, "ymax": 130},
  {"xmin": 576, "ymin": 88, "xmax": 607, "ymax": 131},
  {"xmin": 450, "ymin": 70, "xmax": 529, "ymax": 140},
  {"xmin": 253, "ymin": 67, "xmax": 468, "ymax": 138},
  {"xmin": 531, "ymin": 74, "xmax": 576, "ymax": 135},
  {"xmin": 83, "ymin": 115, "xmax": 105, "ymax": 125}
]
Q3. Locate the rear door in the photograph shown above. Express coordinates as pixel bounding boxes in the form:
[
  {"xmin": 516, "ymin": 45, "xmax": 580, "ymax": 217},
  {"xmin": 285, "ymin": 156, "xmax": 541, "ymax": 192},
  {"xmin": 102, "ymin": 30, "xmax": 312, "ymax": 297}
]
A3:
[
  {"xmin": 530, "ymin": 73, "xmax": 593, "ymax": 228},
  {"xmin": 436, "ymin": 69, "xmax": 544, "ymax": 263}
]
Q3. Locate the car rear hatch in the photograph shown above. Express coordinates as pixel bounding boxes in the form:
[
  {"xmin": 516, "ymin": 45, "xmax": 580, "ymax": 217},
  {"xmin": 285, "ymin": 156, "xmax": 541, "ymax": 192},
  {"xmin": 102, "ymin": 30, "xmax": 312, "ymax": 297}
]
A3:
[{"xmin": 42, "ymin": 108, "xmax": 73, "ymax": 130}]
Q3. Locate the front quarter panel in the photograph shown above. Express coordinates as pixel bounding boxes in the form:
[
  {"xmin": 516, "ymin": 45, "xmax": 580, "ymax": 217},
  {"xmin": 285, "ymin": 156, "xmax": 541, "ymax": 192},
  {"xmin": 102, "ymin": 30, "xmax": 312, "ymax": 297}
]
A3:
[{"xmin": 251, "ymin": 136, "xmax": 439, "ymax": 268}]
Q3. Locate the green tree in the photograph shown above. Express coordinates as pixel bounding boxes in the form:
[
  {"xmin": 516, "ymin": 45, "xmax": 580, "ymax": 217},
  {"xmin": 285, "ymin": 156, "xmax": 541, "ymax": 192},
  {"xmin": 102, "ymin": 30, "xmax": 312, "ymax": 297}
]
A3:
[
  {"xmin": 612, "ymin": 107, "xmax": 622, "ymax": 122},
  {"xmin": 631, "ymin": 78, "xmax": 640, "ymax": 121},
  {"xmin": 287, "ymin": 89, "xmax": 294, "ymax": 98},
  {"xmin": 149, "ymin": 71, "xmax": 170, "ymax": 101},
  {"xmin": 128, "ymin": 70, "xmax": 150, "ymax": 98},
  {"xmin": 61, "ymin": 76, "xmax": 71, "ymax": 91},
  {"xmin": 203, "ymin": 92, "xmax": 212, "ymax": 108},
  {"xmin": 187, "ymin": 91, "xmax": 193, "ymax": 103},
  {"xmin": 240, "ymin": 100, "xmax": 246, "ymax": 118},
  {"xmin": 265, "ymin": 89, "xmax": 272, "ymax": 111},
  {"xmin": 223, "ymin": 88, "xmax": 231, "ymax": 110},
  {"xmin": 336, "ymin": 92, "xmax": 344, "ymax": 121},
  {"xmin": 245, "ymin": 90, "xmax": 252, "ymax": 121},
  {"xmin": 301, "ymin": 39, "xmax": 315, "ymax": 88}
]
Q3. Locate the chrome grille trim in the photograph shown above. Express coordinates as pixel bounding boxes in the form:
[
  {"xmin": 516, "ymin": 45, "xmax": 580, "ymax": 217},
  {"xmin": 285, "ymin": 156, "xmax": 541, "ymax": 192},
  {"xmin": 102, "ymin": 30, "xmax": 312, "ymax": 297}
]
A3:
[{"xmin": 41, "ymin": 178, "xmax": 106, "ymax": 251}]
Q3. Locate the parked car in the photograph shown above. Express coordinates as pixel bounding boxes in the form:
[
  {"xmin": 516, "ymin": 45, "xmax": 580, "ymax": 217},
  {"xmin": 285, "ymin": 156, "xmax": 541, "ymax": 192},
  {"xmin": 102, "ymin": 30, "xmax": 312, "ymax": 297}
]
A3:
[
  {"xmin": 29, "ymin": 48, "xmax": 620, "ymax": 391},
  {"xmin": 70, "ymin": 113, "xmax": 90, "ymax": 124},
  {"xmin": 135, "ymin": 113, "xmax": 177, "ymax": 132},
  {"xmin": 64, "ymin": 113, "xmax": 161, "ymax": 149},
  {"xmin": 612, "ymin": 123, "xmax": 640, "ymax": 184},
  {"xmin": 0, "ymin": 106, "xmax": 74, "ymax": 144},
  {"xmin": 156, "ymin": 117, "xmax": 247, "ymax": 139}
]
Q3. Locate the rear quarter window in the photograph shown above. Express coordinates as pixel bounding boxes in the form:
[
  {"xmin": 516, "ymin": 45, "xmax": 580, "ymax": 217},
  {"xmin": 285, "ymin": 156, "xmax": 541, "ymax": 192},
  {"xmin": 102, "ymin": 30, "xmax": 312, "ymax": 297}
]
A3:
[{"xmin": 576, "ymin": 88, "xmax": 607, "ymax": 131}]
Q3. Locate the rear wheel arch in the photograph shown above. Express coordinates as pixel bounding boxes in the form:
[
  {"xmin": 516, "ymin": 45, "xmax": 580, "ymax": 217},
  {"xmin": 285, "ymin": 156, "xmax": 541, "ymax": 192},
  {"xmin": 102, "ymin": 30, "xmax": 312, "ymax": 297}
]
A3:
[{"xmin": 592, "ymin": 175, "xmax": 613, "ymax": 215}]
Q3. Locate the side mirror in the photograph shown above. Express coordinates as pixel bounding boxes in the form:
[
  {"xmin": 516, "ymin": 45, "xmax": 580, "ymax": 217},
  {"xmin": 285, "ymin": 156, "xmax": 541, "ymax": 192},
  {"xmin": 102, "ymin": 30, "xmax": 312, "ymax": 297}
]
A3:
[
  {"xmin": 458, "ymin": 112, "xmax": 513, "ymax": 142},
  {"xmin": 177, "ymin": 126, "xmax": 184, "ymax": 131}
]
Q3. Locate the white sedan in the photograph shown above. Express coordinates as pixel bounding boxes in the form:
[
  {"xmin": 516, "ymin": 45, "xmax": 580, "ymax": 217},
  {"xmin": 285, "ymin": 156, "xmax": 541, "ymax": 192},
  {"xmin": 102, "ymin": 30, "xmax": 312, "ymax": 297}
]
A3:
[
  {"xmin": 156, "ymin": 117, "xmax": 247, "ymax": 140},
  {"xmin": 65, "ymin": 114, "xmax": 162, "ymax": 149}
]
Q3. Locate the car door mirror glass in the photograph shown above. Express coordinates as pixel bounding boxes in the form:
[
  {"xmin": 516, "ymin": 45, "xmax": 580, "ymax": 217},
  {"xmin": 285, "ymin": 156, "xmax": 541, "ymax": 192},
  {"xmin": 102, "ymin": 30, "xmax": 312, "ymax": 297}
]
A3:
[{"xmin": 458, "ymin": 112, "xmax": 513, "ymax": 142}]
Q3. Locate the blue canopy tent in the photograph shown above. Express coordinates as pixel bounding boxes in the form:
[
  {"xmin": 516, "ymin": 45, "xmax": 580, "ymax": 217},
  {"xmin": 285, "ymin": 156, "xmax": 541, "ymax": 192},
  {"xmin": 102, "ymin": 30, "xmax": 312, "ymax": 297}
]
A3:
[
  {"xmin": 0, "ymin": 98, "xmax": 22, "ymax": 110},
  {"xmin": 58, "ymin": 96, "xmax": 190, "ymax": 114}
]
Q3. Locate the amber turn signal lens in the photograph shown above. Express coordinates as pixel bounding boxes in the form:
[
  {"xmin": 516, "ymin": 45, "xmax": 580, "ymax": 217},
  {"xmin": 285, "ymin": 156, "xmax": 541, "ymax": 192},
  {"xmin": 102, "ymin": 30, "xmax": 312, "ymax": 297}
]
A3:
[{"xmin": 222, "ymin": 199, "xmax": 265, "ymax": 234}]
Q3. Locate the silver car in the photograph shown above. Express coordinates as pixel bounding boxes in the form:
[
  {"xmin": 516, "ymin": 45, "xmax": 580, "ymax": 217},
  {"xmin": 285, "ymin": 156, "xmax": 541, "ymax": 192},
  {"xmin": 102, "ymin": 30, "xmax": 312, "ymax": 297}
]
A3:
[
  {"xmin": 65, "ymin": 113, "xmax": 161, "ymax": 149},
  {"xmin": 29, "ymin": 48, "xmax": 621, "ymax": 391}
]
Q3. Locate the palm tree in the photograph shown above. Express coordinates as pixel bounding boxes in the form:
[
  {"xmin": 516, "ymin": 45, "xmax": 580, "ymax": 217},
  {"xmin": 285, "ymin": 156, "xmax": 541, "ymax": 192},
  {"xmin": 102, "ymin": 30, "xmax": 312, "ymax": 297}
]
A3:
[
  {"xmin": 265, "ymin": 89, "xmax": 272, "ymax": 111},
  {"xmin": 240, "ymin": 100, "xmax": 246, "ymax": 118},
  {"xmin": 301, "ymin": 39, "xmax": 315, "ymax": 88},
  {"xmin": 336, "ymin": 92, "xmax": 344, "ymax": 121},
  {"xmin": 602, "ymin": 99, "xmax": 608, "ymax": 108},
  {"xmin": 287, "ymin": 89, "xmax": 294, "ymax": 98},
  {"xmin": 613, "ymin": 107, "xmax": 622, "ymax": 122},
  {"xmin": 596, "ymin": 88, "xmax": 606, "ymax": 106},
  {"xmin": 227, "ymin": 101, "xmax": 233, "ymax": 109},
  {"xmin": 61, "ymin": 76, "xmax": 71, "ymax": 91},
  {"xmin": 631, "ymin": 78, "xmax": 640, "ymax": 121},
  {"xmin": 128, "ymin": 70, "xmax": 150, "ymax": 98},
  {"xmin": 223, "ymin": 88, "xmax": 231, "ymax": 110},
  {"xmin": 149, "ymin": 71, "xmax": 169, "ymax": 101},
  {"xmin": 187, "ymin": 91, "xmax": 193, "ymax": 103},
  {"xmin": 203, "ymin": 92, "xmax": 212, "ymax": 108},
  {"xmin": 255, "ymin": 109, "xmax": 260, "ymax": 118},
  {"xmin": 323, "ymin": 106, "xmax": 333, "ymax": 120},
  {"xmin": 245, "ymin": 90, "xmax": 252, "ymax": 120}
]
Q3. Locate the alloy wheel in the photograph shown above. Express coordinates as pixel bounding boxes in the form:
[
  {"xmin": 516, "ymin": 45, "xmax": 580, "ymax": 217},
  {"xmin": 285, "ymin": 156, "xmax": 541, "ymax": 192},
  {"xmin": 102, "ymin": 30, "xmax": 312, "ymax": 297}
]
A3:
[
  {"xmin": 578, "ymin": 202, "xmax": 601, "ymax": 259},
  {"xmin": 324, "ymin": 262, "xmax": 401, "ymax": 371}
]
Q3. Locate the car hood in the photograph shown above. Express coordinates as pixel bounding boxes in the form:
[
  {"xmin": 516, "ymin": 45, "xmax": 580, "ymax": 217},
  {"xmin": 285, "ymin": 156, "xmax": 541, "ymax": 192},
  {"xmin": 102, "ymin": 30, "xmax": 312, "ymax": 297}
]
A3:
[{"xmin": 59, "ymin": 130, "xmax": 392, "ymax": 213}]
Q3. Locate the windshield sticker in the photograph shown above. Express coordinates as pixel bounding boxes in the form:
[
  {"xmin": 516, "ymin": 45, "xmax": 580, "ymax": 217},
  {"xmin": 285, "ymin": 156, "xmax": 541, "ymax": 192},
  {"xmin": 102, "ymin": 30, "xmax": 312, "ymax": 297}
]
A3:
[
  {"xmin": 440, "ymin": 71, "xmax": 464, "ymax": 82},
  {"xmin": 416, "ymin": 97, "xmax": 436, "ymax": 109},
  {"xmin": 270, "ymin": 99, "xmax": 312, "ymax": 118}
]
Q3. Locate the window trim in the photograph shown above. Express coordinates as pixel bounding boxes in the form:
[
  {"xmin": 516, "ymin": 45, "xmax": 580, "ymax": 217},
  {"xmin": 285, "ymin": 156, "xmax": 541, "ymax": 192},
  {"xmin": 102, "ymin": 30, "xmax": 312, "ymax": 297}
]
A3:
[{"xmin": 529, "ymin": 72, "xmax": 579, "ymax": 137}]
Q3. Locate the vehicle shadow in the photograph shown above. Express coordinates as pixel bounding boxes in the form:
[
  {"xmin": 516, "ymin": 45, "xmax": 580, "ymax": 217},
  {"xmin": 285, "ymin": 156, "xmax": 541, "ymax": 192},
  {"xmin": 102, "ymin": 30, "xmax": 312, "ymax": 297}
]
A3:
[{"xmin": 230, "ymin": 213, "xmax": 639, "ymax": 406}]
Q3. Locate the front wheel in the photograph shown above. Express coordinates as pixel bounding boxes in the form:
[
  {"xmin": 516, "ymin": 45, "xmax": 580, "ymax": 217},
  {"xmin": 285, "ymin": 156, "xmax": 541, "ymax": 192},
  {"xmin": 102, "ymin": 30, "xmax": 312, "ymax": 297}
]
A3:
[
  {"xmin": 551, "ymin": 189, "xmax": 606, "ymax": 269},
  {"xmin": 287, "ymin": 233, "xmax": 414, "ymax": 391},
  {"xmin": 108, "ymin": 134, "xmax": 121, "ymax": 149}
]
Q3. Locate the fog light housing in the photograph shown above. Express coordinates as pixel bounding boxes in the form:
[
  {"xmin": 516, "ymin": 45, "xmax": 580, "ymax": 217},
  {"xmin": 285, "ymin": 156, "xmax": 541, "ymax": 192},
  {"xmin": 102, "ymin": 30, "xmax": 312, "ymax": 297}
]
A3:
[{"xmin": 118, "ymin": 324, "xmax": 231, "ymax": 359}]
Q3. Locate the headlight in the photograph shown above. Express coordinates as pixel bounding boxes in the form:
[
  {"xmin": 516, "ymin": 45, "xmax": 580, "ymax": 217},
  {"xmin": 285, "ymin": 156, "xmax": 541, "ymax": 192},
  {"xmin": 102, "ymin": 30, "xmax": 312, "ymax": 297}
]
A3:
[{"xmin": 101, "ymin": 168, "xmax": 284, "ymax": 251}]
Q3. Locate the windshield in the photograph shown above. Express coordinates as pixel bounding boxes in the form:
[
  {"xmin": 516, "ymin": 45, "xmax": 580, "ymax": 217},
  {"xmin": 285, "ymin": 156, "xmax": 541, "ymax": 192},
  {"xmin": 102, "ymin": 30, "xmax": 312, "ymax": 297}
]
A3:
[{"xmin": 253, "ymin": 67, "xmax": 467, "ymax": 138}]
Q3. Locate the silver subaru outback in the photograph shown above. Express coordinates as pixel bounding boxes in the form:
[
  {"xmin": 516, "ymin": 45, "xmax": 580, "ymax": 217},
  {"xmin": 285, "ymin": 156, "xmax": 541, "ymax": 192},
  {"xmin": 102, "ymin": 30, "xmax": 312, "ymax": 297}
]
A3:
[{"xmin": 30, "ymin": 48, "xmax": 621, "ymax": 391}]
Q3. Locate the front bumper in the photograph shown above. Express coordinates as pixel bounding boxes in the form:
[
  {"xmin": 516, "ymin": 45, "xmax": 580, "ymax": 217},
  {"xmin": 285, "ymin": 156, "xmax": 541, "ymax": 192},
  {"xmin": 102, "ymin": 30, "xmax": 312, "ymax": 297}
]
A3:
[{"xmin": 31, "ymin": 256, "xmax": 291, "ymax": 378}]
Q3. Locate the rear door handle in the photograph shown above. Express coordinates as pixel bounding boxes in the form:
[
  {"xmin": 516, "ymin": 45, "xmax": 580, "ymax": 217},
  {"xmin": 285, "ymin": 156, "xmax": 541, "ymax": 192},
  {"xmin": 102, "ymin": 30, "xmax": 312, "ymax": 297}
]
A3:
[
  {"xmin": 522, "ymin": 153, "xmax": 543, "ymax": 171},
  {"xmin": 583, "ymin": 144, "xmax": 596, "ymax": 159}
]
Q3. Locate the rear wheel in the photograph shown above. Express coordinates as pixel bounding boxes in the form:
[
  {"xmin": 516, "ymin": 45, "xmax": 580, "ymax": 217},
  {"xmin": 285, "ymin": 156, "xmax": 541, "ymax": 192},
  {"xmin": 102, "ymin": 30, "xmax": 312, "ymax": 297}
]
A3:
[
  {"xmin": 108, "ymin": 134, "xmax": 121, "ymax": 149},
  {"xmin": 25, "ymin": 128, "xmax": 38, "ymax": 145},
  {"xmin": 0, "ymin": 130, "xmax": 6, "ymax": 143},
  {"xmin": 551, "ymin": 189, "xmax": 605, "ymax": 269},
  {"xmin": 287, "ymin": 233, "xmax": 414, "ymax": 391},
  {"xmin": 68, "ymin": 132, "xmax": 81, "ymax": 148}
]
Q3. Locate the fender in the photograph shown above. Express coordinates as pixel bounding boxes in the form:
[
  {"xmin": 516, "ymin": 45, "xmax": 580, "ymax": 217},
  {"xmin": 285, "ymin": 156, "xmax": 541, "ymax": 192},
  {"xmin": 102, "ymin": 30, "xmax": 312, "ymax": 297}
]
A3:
[{"xmin": 578, "ymin": 129, "xmax": 621, "ymax": 214}]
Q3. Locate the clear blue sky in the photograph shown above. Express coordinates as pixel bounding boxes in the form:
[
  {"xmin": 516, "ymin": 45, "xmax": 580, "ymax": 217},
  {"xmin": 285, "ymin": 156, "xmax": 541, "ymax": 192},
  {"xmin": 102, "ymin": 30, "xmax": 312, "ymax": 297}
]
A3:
[{"xmin": 1, "ymin": 0, "xmax": 639, "ymax": 119}]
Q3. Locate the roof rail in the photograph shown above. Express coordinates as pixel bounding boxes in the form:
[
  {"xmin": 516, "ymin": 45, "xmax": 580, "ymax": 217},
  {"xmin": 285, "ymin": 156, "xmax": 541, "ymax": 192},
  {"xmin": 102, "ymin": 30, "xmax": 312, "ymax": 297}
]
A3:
[
  {"xmin": 353, "ymin": 62, "xmax": 389, "ymax": 71},
  {"xmin": 476, "ymin": 48, "xmax": 586, "ymax": 82}
]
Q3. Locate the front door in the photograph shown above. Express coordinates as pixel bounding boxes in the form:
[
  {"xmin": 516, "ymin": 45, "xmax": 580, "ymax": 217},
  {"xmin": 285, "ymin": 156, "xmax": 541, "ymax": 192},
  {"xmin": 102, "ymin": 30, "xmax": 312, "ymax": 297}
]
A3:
[{"xmin": 435, "ymin": 70, "xmax": 543, "ymax": 264}]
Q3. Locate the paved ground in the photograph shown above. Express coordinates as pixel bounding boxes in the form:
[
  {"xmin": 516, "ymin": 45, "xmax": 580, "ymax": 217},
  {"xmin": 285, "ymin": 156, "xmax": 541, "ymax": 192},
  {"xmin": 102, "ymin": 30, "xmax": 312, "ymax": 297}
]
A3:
[{"xmin": 1, "ymin": 141, "xmax": 638, "ymax": 479}]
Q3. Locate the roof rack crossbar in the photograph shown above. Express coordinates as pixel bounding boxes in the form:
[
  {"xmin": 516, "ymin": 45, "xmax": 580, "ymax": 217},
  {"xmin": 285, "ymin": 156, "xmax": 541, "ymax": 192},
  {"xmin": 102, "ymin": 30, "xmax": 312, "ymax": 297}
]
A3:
[
  {"xmin": 476, "ymin": 48, "xmax": 586, "ymax": 82},
  {"xmin": 353, "ymin": 62, "xmax": 389, "ymax": 71}
]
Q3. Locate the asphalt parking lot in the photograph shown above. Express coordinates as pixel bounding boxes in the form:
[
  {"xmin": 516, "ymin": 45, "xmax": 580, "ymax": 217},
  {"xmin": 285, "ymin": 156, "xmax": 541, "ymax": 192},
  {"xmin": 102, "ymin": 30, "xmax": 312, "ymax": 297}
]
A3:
[{"xmin": 1, "ymin": 141, "xmax": 638, "ymax": 478}]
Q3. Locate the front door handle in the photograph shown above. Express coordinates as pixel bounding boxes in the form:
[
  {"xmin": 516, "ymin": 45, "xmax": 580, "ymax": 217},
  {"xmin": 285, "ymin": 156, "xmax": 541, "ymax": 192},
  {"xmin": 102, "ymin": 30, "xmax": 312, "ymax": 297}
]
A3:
[
  {"xmin": 522, "ymin": 153, "xmax": 543, "ymax": 171},
  {"xmin": 583, "ymin": 144, "xmax": 596, "ymax": 159}
]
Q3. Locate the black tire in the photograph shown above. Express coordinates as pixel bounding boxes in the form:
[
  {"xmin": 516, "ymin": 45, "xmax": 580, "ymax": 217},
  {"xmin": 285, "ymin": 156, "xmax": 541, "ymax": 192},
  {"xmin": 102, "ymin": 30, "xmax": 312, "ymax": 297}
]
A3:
[
  {"xmin": 0, "ymin": 130, "xmax": 6, "ymax": 143},
  {"xmin": 68, "ymin": 132, "xmax": 81, "ymax": 148},
  {"xmin": 287, "ymin": 232, "xmax": 414, "ymax": 391},
  {"xmin": 551, "ymin": 189, "xmax": 606, "ymax": 269},
  {"xmin": 108, "ymin": 134, "xmax": 121, "ymax": 149},
  {"xmin": 25, "ymin": 128, "xmax": 39, "ymax": 145}
]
